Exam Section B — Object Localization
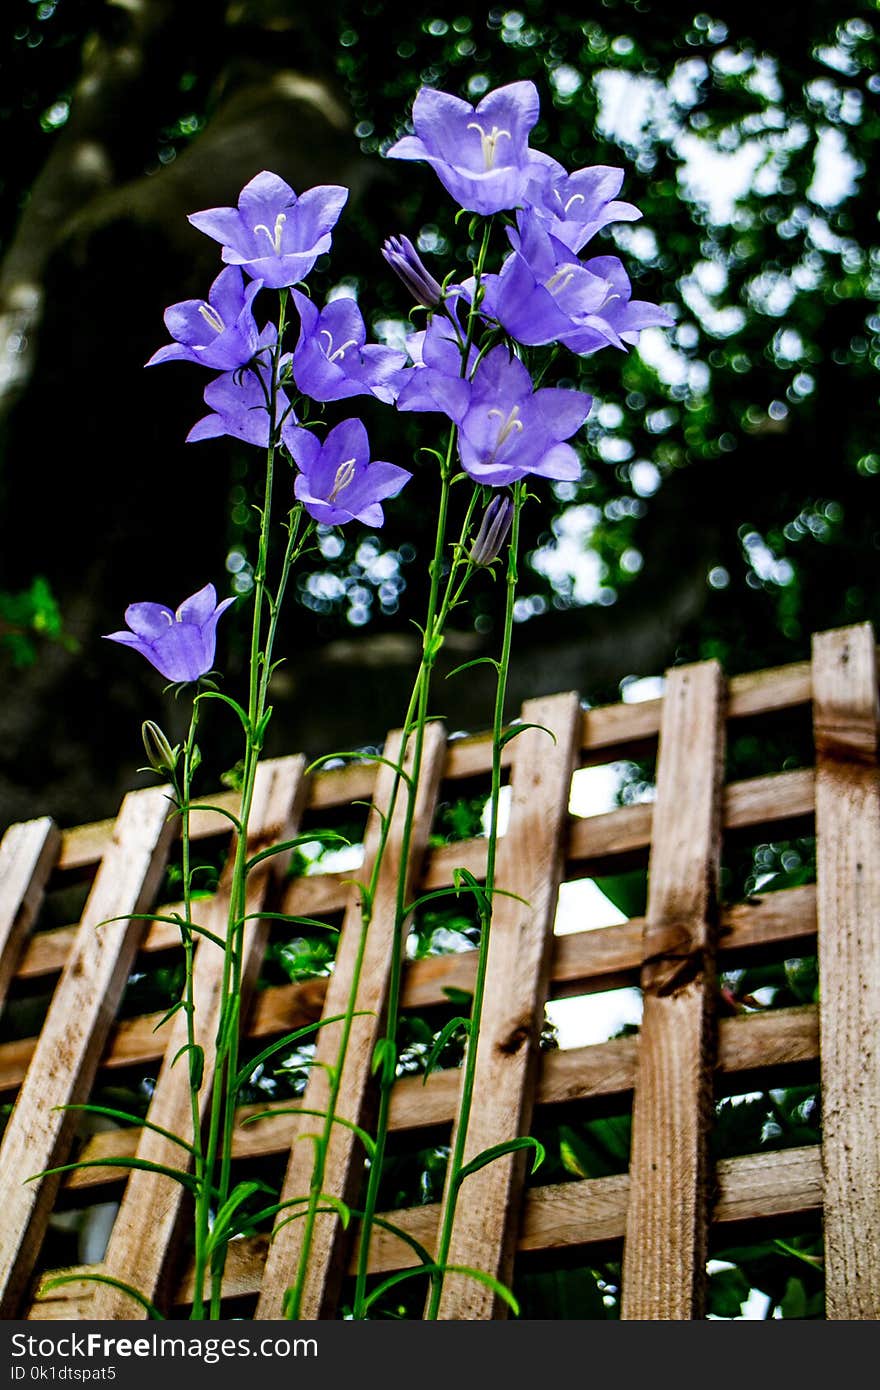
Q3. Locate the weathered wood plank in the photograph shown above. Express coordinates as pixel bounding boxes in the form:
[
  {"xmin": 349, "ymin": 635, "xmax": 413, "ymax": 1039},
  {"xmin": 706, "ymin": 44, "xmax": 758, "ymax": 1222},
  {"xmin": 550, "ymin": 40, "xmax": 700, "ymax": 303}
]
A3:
[
  {"xmin": 60, "ymin": 1004, "xmax": 819, "ymax": 1189},
  {"xmin": 31, "ymin": 1144, "xmax": 823, "ymax": 1317},
  {"xmin": 256, "ymin": 723, "xmax": 448, "ymax": 1319},
  {"xmin": 0, "ymin": 788, "xmax": 173, "ymax": 1318},
  {"xmin": 812, "ymin": 623, "xmax": 880, "ymax": 1319},
  {"xmin": 622, "ymin": 662, "xmax": 725, "ymax": 1320},
  {"xmin": 0, "ymin": 817, "xmax": 60, "ymax": 1009},
  {"xmin": 437, "ymin": 693, "xmax": 582, "ymax": 1319},
  {"xmin": 91, "ymin": 756, "xmax": 305, "ymax": 1319}
]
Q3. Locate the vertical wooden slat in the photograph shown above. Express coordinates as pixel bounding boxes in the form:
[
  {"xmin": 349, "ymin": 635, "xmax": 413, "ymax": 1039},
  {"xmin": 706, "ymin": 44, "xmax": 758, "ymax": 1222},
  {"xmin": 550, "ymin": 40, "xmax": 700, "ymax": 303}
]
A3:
[
  {"xmin": 812, "ymin": 623, "xmax": 880, "ymax": 1318},
  {"xmin": 621, "ymin": 661, "xmax": 725, "ymax": 1320},
  {"xmin": 436, "ymin": 692, "xmax": 582, "ymax": 1319},
  {"xmin": 256, "ymin": 723, "xmax": 447, "ymax": 1319},
  {"xmin": 0, "ymin": 788, "xmax": 173, "ymax": 1318},
  {"xmin": 91, "ymin": 755, "xmax": 306, "ymax": 1319},
  {"xmin": 0, "ymin": 817, "xmax": 60, "ymax": 1009}
]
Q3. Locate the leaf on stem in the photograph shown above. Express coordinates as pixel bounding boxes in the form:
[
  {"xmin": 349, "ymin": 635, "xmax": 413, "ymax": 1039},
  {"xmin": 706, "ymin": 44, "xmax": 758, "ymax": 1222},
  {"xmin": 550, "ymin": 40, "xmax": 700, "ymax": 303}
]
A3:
[
  {"xmin": 497, "ymin": 721, "xmax": 557, "ymax": 750},
  {"xmin": 245, "ymin": 830, "xmax": 350, "ymax": 874},
  {"xmin": 232, "ymin": 1012, "xmax": 375, "ymax": 1094},
  {"xmin": 194, "ymin": 690, "xmax": 252, "ymax": 737},
  {"xmin": 242, "ymin": 1107, "xmax": 376, "ymax": 1160},
  {"xmin": 371, "ymin": 1037, "xmax": 398, "ymax": 1086},
  {"xmin": 455, "ymin": 1135, "xmax": 546, "ymax": 1186},
  {"xmin": 422, "ymin": 1017, "xmax": 470, "ymax": 1085},
  {"xmin": 26, "ymin": 1157, "xmax": 202, "ymax": 1196},
  {"xmin": 52, "ymin": 1103, "xmax": 196, "ymax": 1156},
  {"xmin": 39, "ymin": 1273, "xmax": 165, "ymax": 1320},
  {"xmin": 171, "ymin": 1042, "xmax": 204, "ymax": 1091},
  {"xmin": 363, "ymin": 1262, "xmax": 519, "ymax": 1316}
]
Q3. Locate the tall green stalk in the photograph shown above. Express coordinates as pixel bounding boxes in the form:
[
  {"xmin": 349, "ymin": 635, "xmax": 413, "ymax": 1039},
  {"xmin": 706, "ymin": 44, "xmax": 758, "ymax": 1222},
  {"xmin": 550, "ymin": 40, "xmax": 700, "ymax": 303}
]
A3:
[{"xmin": 425, "ymin": 477, "xmax": 525, "ymax": 1321}]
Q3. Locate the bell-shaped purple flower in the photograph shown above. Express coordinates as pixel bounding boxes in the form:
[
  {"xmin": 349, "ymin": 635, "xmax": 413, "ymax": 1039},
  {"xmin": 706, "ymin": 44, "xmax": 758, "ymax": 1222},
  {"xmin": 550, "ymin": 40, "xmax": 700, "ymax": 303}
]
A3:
[
  {"xmin": 477, "ymin": 212, "xmax": 627, "ymax": 352},
  {"xmin": 456, "ymin": 346, "xmax": 591, "ymax": 487},
  {"xmin": 290, "ymin": 290, "xmax": 406, "ymax": 405},
  {"xmin": 145, "ymin": 266, "xmax": 265, "ymax": 372},
  {"xmin": 187, "ymin": 347, "xmax": 295, "ymax": 447},
  {"xmin": 282, "ymin": 418, "xmax": 411, "ymax": 527},
  {"xmin": 393, "ymin": 311, "xmax": 475, "ymax": 421},
  {"xmin": 382, "ymin": 235, "xmax": 443, "ymax": 308},
  {"xmin": 386, "ymin": 81, "xmax": 542, "ymax": 215},
  {"xmin": 188, "ymin": 172, "xmax": 348, "ymax": 289},
  {"xmin": 558, "ymin": 254, "xmax": 674, "ymax": 354},
  {"xmin": 525, "ymin": 154, "xmax": 642, "ymax": 253},
  {"xmin": 104, "ymin": 583, "xmax": 235, "ymax": 683}
]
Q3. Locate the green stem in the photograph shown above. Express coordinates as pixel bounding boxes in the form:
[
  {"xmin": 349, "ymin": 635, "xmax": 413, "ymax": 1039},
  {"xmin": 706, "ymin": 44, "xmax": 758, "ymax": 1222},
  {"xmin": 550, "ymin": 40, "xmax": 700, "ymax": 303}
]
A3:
[{"xmin": 425, "ymin": 478, "xmax": 525, "ymax": 1320}]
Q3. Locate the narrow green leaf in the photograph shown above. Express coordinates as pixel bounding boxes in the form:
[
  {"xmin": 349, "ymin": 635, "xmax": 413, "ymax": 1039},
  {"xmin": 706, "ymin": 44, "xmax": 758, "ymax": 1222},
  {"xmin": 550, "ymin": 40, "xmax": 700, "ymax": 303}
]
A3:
[
  {"xmin": 498, "ymin": 721, "xmax": 557, "ymax": 750},
  {"xmin": 53, "ymin": 1103, "xmax": 195, "ymax": 1156},
  {"xmin": 270, "ymin": 1194, "xmax": 350, "ymax": 1242},
  {"xmin": 176, "ymin": 802, "xmax": 243, "ymax": 833},
  {"xmin": 446, "ymin": 657, "xmax": 501, "ymax": 680},
  {"xmin": 363, "ymin": 1263, "xmax": 519, "ymax": 1316},
  {"xmin": 305, "ymin": 751, "xmax": 412, "ymax": 793},
  {"xmin": 232, "ymin": 1012, "xmax": 374, "ymax": 1093},
  {"xmin": 241, "ymin": 1107, "xmax": 376, "ymax": 1160},
  {"xmin": 371, "ymin": 1036, "xmax": 397, "ymax": 1085},
  {"xmin": 152, "ymin": 998, "xmax": 188, "ymax": 1032},
  {"xmin": 245, "ymin": 830, "xmax": 350, "ymax": 874},
  {"xmin": 26, "ymin": 1157, "xmax": 201, "ymax": 1196},
  {"xmin": 39, "ymin": 1272, "xmax": 165, "ymax": 1320},
  {"xmin": 456, "ymin": 1136, "xmax": 546, "ymax": 1186},
  {"xmin": 206, "ymin": 1180, "xmax": 270, "ymax": 1253},
  {"xmin": 171, "ymin": 1042, "xmax": 204, "ymax": 1091},
  {"xmin": 422, "ymin": 1016, "xmax": 470, "ymax": 1085},
  {"xmin": 194, "ymin": 690, "xmax": 252, "ymax": 736},
  {"xmin": 237, "ymin": 911, "xmax": 339, "ymax": 933}
]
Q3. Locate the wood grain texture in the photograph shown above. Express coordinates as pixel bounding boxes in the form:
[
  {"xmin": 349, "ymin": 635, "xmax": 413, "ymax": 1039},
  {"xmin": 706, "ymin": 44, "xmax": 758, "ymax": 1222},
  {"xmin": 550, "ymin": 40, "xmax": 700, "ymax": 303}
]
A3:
[
  {"xmin": 812, "ymin": 624, "xmax": 880, "ymax": 1319},
  {"xmin": 0, "ymin": 788, "xmax": 173, "ymax": 1318},
  {"xmin": 255, "ymin": 723, "xmax": 447, "ymax": 1319},
  {"xmin": 0, "ymin": 817, "xmax": 60, "ymax": 1009},
  {"xmin": 437, "ymin": 693, "xmax": 582, "ymax": 1319},
  {"xmin": 29, "ymin": 1144, "xmax": 824, "ymax": 1318},
  {"xmin": 91, "ymin": 756, "xmax": 305, "ymax": 1319},
  {"xmin": 622, "ymin": 662, "xmax": 725, "ymax": 1320}
]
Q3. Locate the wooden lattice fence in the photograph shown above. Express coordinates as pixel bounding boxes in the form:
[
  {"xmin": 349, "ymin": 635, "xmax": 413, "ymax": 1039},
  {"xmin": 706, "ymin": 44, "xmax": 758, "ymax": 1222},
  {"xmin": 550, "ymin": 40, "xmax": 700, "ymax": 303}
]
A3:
[{"xmin": 0, "ymin": 621, "xmax": 878, "ymax": 1320}]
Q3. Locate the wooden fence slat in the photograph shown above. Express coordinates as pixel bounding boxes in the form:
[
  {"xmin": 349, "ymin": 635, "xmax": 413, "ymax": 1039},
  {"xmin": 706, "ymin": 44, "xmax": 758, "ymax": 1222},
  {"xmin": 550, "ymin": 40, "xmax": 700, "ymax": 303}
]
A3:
[
  {"xmin": 255, "ymin": 723, "xmax": 448, "ymax": 1319},
  {"xmin": 91, "ymin": 755, "xmax": 305, "ymax": 1320},
  {"xmin": 0, "ymin": 817, "xmax": 60, "ymax": 1009},
  {"xmin": 812, "ymin": 623, "xmax": 880, "ymax": 1318},
  {"xmin": 436, "ymin": 692, "xmax": 582, "ymax": 1319},
  {"xmin": 621, "ymin": 662, "xmax": 725, "ymax": 1320},
  {"xmin": 28, "ymin": 1142, "xmax": 824, "ymax": 1318},
  {"xmin": 0, "ymin": 788, "xmax": 173, "ymax": 1318},
  {"xmin": 62, "ymin": 1003, "xmax": 820, "ymax": 1191}
]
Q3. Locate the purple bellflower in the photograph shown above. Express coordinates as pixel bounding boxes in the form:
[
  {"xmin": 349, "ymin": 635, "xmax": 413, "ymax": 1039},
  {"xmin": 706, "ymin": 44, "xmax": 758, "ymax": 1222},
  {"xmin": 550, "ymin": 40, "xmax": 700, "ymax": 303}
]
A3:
[
  {"xmin": 393, "ymin": 311, "xmax": 475, "ymax": 421},
  {"xmin": 382, "ymin": 235, "xmax": 443, "ymax": 308},
  {"xmin": 283, "ymin": 417, "xmax": 411, "ymax": 527},
  {"xmin": 526, "ymin": 154, "xmax": 641, "ymax": 253},
  {"xmin": 188, "ymin": 172, "xmax": 348, "ymax": 289},
  {"xmin": 187, "ymin": 349, "xmax": 294, "ymax": 447},
  {"xmin": 470, "ymin": 493, "xmax": 514, "ymax": 565},
  {"xmin": 477, "ymin": 212, "xmax": 627, "ymax": 351},
  {"xmin": 290, "ymin": 290, "xmax": 406, "ymax": 405},
  {"xmin": 386, "ymin": 81, "xmax": 542, "ymax": 215},
  {"xmin": 145, "ymin": 266, "xmax": 265, "ymax": 372},
  {"xmin": 557, "ymin": 254, "xmax": 675, "ymax": 354},
  {"xmin": 456, "ymin": 346, "xmax": 591, "ymax": 487},
  {"xmin": 104, "ymin": 583, "xmax": 235, "ymax": 683}
]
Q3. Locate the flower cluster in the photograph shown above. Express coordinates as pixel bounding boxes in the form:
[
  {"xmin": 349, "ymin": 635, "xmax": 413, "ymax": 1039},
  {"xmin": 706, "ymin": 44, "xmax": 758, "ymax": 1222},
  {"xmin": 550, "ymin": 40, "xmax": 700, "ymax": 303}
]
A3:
[{"xmin": 110, "ymin": 78, "xmax": 670, "ymax": 681}]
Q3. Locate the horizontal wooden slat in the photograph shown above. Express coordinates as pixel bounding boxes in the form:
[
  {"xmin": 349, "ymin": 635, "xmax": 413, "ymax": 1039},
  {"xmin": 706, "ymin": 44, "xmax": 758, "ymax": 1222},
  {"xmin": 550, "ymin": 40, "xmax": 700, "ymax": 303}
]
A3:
[
  {"xmin": 1, "ymin": 881, "xmax": 818, "ymax": 1094},
  {"xmin": 30, "ymin": 1144, "xmax": 823, "ymax": 1317},
  {"xmin": 50, "ymin": 661, "xmax": 816, "ymax": 874},
  {"xmin": 60, "ymin": 1006, "xmax": 818, "ymax": 1192}
]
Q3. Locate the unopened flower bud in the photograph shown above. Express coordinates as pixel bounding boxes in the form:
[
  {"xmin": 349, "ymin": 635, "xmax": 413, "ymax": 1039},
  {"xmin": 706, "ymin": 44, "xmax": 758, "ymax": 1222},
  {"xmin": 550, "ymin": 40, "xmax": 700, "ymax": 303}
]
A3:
[
  {"xmin": 470, "ymin": 493, "xmax": 514, "ymax": 566},
  {"xmin": 142, "ymin": 720, "xmax": 179, "ymax": 775},
  {"xmin": 382, "ymin": 234, "xmax": 443, "ymax": 309}
]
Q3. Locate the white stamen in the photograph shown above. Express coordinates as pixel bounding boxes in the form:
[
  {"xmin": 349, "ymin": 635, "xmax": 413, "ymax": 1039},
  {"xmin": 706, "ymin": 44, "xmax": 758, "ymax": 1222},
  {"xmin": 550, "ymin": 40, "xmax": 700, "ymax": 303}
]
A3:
[
  {"xmin": 564, "ymin": 192, "xmax": 585, "ymax": 214},
  {"xmin": 329, "ymin": 457, "xmax": 356, "ymax": 502},
  {"xmin": 487, "ymin": 404, "xmax": 524, "ymax": 450},
  {"xmin": 319, "ymin": 329, "xmax": 359, "ymax": 364},
  {"xmin": 198, "ymin": 303, "xmax": 225, "ymax": 335},
  {"xmin": 545, "ymin": 266, "xmax": 578, "ymax": 296},
  {"xmin": 467, "ymin": 121, "xmax": 511, "ymax": 171},
  {"xmin": 162, "ymin": 611, "xmax": 174, "ymax": 626},
  {"xmin": 253, "ymin": 211, "xmax": 287, "ymax": 254}
]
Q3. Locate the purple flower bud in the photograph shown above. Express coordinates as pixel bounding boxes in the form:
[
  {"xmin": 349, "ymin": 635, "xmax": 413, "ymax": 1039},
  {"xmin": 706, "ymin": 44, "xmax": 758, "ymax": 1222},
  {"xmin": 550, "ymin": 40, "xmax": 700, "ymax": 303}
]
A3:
[
  {"xmin": 470, "ymin": 493, "xmax": 514, "ymax": 565},
  {"xmin": 382, "ymin": 235, "xmax": 443, "ymax": 308}
]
